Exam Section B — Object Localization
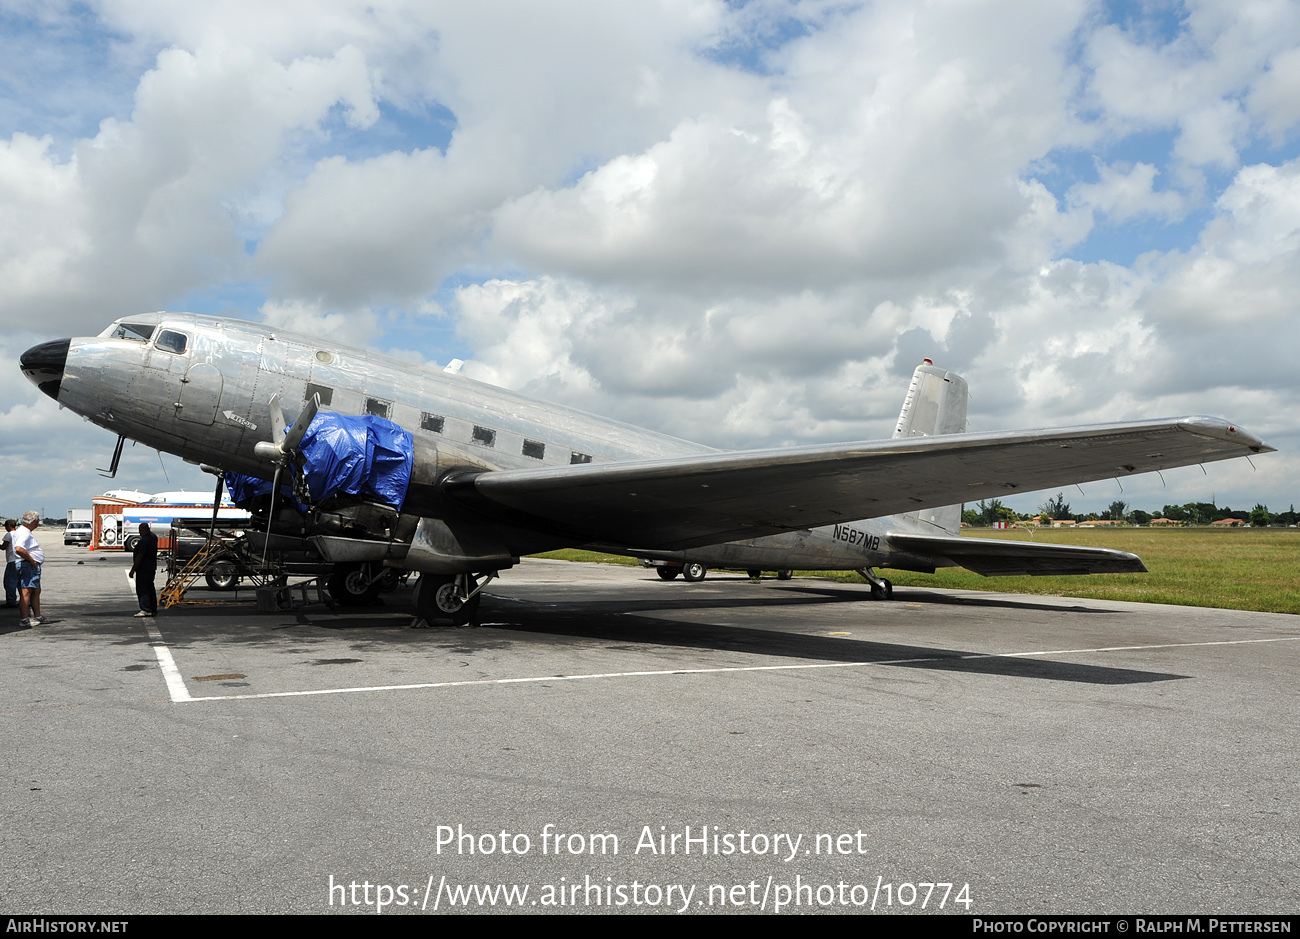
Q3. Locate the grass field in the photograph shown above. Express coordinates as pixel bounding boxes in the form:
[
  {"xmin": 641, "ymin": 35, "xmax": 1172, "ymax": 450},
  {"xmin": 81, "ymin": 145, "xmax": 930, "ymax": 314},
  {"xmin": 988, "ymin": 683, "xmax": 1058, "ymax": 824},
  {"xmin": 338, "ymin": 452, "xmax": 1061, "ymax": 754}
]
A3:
[{"xmin": 532, "ymin": 529, "xmax": 1300, "ymax": 615}]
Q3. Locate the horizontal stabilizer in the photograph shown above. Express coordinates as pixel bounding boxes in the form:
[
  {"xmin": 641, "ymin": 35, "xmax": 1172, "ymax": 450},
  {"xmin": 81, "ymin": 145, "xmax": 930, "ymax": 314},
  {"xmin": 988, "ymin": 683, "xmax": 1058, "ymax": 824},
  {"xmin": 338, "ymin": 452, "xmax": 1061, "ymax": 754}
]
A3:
[{"xmin": 887, "ymin": 533, "xmax": 1147, "ymax": 576}]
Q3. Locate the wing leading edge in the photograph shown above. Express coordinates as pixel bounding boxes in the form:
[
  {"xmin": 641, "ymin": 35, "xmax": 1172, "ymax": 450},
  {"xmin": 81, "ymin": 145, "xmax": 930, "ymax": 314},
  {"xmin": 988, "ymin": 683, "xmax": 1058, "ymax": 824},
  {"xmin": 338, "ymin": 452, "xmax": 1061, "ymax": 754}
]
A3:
[{"xmin": 445, "ymin": 416, "xmax": 1270, "ymax": 551}]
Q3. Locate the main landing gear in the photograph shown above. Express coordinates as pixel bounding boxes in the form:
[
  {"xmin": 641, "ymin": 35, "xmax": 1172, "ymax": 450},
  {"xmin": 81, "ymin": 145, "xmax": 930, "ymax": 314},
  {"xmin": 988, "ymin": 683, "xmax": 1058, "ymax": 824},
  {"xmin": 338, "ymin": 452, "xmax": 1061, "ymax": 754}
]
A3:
[
  {"xmin": 857, "ymin": 567, "xmax": 893, "ymax": 600},
  {"xmin": 412, "ymin": 572, "xmax": 496, "ymax": 627}
]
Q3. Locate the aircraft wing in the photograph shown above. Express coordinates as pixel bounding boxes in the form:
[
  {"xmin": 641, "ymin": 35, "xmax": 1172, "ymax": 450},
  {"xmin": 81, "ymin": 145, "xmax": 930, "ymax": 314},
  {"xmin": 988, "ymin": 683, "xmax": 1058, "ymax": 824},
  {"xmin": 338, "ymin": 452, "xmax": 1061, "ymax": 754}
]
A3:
[
  {"xmin": 446, "ymin": 416, "xmax": 1271, "ymax": 550},
  {"xmin": 884, "ymin": 533, "xmax": 1147, "ymax": 576}
]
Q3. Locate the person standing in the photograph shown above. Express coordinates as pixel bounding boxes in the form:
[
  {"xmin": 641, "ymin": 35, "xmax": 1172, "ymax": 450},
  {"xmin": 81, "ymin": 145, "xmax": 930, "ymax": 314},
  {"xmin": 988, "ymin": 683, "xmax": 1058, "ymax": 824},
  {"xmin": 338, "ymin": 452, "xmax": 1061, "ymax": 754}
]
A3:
[
  {"xmin": 11, "ymin": 511, "xmax": 44, "ymax": 626},
  {"xmin": 128, "ymin": 522, "xmax": 159, "ymax": 618},
  {"xmin": 2, "ymin": 520, "xmax": 18, "ymax": 608}
]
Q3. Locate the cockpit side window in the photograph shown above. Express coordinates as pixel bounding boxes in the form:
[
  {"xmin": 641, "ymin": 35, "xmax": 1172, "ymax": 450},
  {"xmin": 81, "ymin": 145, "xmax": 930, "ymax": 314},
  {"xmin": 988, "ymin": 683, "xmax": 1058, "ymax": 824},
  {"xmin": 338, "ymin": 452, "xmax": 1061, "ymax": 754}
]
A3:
[
  {"xmin": 154, "ymin": 330, "xmax": 189, "ymax": 355},
  {"xmin": 108, "ymin": 322, "xmax": 157, "ymax": 341}
]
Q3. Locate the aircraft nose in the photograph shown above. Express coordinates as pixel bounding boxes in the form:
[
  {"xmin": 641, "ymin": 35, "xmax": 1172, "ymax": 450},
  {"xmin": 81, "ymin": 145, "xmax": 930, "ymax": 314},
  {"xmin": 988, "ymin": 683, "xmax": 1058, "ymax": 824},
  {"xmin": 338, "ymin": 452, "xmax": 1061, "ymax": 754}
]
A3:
[{"xmin": 20, "ymin": 338, "xmax": 70, "ymax": 400}]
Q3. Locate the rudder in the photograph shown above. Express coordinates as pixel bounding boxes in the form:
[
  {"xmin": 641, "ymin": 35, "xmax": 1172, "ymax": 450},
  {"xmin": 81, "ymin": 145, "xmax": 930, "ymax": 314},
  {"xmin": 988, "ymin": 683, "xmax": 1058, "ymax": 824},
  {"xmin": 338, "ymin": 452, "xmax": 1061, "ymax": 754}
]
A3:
[{"xmin": 892, "ymin": 360, "xmax": 968, "ymax": 534}]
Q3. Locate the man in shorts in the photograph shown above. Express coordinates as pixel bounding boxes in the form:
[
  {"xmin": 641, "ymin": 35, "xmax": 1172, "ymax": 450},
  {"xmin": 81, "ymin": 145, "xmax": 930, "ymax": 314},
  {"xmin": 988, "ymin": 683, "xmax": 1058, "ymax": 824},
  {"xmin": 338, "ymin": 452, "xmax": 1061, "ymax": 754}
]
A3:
[{"xmin": 11, "ymin": 511, "xmax": 44, "ymax": 627}]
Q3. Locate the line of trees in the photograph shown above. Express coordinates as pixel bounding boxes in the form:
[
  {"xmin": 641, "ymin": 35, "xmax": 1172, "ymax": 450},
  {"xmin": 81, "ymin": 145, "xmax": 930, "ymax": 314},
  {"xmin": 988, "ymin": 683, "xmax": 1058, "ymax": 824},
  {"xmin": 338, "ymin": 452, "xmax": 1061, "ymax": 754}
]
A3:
[{"xmin": 962, "ymin": 496, "xmax": 1298, "ymax": 528}]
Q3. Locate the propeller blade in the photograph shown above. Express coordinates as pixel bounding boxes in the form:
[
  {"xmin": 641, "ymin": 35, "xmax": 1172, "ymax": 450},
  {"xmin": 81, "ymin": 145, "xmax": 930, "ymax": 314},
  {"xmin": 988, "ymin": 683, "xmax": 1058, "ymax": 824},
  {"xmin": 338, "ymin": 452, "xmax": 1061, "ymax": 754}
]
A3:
[
  {"xmin": 281, "ymin": 391, "xmax": 320, "ymax": 455},
  {"xmin": 268, "ymin": 393, "xmax": 287, "ymax": 445},
  {"xmin": 262, "ymin": 462, "xmax": 282, "ymax": 571},
  {"xmin": 209, "ymin": 474, "xmax": 223, "ymax": 542}
]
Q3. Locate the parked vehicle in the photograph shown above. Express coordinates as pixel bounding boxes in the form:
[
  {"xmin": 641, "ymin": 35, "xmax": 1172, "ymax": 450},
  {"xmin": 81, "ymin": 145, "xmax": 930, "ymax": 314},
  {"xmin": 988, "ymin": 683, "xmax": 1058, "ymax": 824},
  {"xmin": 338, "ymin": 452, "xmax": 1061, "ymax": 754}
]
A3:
[{"xmin": 63, "ymin": 520, "xmax": 93, "ymax": 545}]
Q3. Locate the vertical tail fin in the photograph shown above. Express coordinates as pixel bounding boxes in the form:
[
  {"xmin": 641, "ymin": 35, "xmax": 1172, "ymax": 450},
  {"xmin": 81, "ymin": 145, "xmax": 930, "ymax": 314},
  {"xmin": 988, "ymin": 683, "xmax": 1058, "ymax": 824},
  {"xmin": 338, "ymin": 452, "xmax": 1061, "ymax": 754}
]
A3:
[
  {"xmin": 892, "ymin": 360, "xmax": 968, "ymax": 535},
  {"xmin": 894, "ymin": 359, "xmax": 968, "ymax": 439}
]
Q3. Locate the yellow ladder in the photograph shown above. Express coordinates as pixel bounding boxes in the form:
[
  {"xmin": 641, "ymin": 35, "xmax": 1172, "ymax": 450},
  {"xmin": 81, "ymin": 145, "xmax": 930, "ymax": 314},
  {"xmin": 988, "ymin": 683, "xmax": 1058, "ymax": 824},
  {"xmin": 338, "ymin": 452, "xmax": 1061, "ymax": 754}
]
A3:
[{"xmin": 160, "ymin": 537, "xmax": 228, "ymax": 608}]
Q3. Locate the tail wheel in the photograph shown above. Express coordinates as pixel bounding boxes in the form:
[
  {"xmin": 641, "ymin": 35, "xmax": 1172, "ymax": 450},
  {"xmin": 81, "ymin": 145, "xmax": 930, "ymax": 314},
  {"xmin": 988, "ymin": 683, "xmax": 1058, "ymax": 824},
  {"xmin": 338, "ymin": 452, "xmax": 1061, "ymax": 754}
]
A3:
[
  {"xmin": 327, "ymin": 563, "xmax": 382, "ymax": 606},
  {"xmin": 414, "ymin": 574, "xmax": 481, "ymax": 626},
  {"xmin": 656, "ymin": 567, "xmax": 680, "ymax": 581},
  {"xmin": 776, "ymin": 569, "xmax": 793, "ymax": 580},
  {"xmin": 681, "ymin": 562, "xmax": 707, "ymax": 583}
]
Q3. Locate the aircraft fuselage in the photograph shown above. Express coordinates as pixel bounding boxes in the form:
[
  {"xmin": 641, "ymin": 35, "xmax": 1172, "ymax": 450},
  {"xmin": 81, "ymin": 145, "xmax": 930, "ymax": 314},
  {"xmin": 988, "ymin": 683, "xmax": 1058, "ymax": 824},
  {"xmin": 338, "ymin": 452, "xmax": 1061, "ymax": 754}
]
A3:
[{"xmin": 44, "ymin": 312, "xmax": 906, "ymax": 572}]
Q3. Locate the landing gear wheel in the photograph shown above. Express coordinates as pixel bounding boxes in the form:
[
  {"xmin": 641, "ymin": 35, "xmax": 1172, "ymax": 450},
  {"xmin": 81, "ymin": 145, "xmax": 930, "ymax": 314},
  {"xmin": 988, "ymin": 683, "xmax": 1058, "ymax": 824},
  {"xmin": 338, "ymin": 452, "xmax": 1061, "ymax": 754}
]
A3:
[
  {"xmin": 414, "ymin": 574, "xmax": 481, "ymax": 626},
  {"xmin": 746, "ymin": 569, "xmax": 762, "ymax": 581},
  {"xmin": 327, "ymin": 563, "xmax": 382, "ymax": 606},
  {"xmin": 870, "ymin": 579, "xmax": 894, "ymax": 600},
  {"xmin": 776, "ymin": 569, "xmax": 793, "ymax": 581},
  {"xmin": 681, "ymin": 562, "xmax": 707, "ymax": 583},
  {"xmin": 376, "ymin": 568, "xmax": 401, "ymax": 593},
  {"xmin": 656, "ymin": 566, "xmax": 680, "ymax": 581},
  {"xmin": 205, "ymin": 560, "xmax": 240, "ymax": 591}
]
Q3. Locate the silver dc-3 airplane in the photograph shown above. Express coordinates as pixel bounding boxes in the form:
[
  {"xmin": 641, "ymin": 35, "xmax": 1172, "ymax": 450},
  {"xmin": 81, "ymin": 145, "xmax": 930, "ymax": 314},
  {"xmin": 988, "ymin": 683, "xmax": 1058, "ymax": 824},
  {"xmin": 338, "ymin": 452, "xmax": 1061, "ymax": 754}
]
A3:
[{"xmin": 20, "ymin": 312, "xmax": 1273, "ymax": 624}]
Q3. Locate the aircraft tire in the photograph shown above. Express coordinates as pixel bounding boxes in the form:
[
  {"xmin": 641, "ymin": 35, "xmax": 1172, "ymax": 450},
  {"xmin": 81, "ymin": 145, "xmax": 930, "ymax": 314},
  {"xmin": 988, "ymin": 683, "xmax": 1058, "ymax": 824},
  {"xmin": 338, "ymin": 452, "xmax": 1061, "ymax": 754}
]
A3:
[
  {"xmin": 681, "ymin": 562, "xmax": 707, "ymax": 583},
  {"xmin": 656, "ymin": 567, "xmax": 680, "ymax": 581},
  {"xmin": 883, "ymin": 578, "xmax": 893, "ymax": 599},
  {"xmin": 205, "ymin": 560, "xmax": 240, "ymax": 591},
  {"xmin": 746, "ymin": 569, "xmax": 762, "ymax": 580},
  {"xmin": 776, "ymin": 569, "xmax": 793, "ymax": 580},
  {"xmin": 414, "ymin": 574, "xmax": 480, "ymax": 626},
  {"xmin": 328, "ymin": 563, "xmax": 382, "ymax": 606}
]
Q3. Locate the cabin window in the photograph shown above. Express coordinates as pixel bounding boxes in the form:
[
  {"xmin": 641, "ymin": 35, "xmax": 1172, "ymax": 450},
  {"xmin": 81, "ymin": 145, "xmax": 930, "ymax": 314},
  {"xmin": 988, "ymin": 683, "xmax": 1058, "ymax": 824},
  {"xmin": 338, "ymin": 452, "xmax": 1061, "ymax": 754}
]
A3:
[
  {"xmin": 570, "ymin": 451, "xmax": 593, "ymax": 464},
  {"xmin": 155, "ymin": 330, "xmax": 188, "ymax": 355},
  {"xmin": 109, "ymin": 322, "xmax": 155, "ymax": 341},
  {"xmin": 315, "ymin": 350, "xmax": 336, "ymax": 364},
  {"xmin": 421, "ymin": 413, "xmax": 445, "ymax": 434},
  {"xmin": 365, "ymin": 397, "xmax": 391, "ymax": 419},
  {"xmin": 305, "ymin": 383, "xmax": 333, "ymax": 407},
  {"xmin": 472, "ymin": 425, "xmax": 496, "ymax": 447},
  {"xmin": 522, "ymin": 439, "xmax": 545, "ymax": 460}
]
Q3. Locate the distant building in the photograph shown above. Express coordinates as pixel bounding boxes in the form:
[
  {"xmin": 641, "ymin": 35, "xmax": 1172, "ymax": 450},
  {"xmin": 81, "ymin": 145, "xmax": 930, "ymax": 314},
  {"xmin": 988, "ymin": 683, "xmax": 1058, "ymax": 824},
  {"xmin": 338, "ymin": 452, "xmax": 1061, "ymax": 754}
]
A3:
[{"xmin": 1211, "ymin": 517, "xmax": 1246, "ymax": 527}]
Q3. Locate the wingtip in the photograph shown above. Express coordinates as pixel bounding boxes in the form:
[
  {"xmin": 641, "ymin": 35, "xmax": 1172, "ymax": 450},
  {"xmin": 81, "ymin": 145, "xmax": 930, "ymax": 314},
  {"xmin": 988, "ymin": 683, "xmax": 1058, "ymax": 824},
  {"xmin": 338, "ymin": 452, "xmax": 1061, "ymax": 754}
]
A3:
[{"xmin": 1176, "ymin": 416, "xmax": 1273, "ymax": 453}]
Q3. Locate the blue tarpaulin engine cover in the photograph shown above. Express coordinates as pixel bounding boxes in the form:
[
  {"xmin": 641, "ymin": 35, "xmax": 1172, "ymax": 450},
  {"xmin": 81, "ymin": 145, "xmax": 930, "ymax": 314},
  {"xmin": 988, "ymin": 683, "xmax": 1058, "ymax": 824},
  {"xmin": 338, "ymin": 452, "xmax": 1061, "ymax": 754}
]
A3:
[
  {"xmin": 224, "ymin": 472, "xmax": 285, "ymax": 507},
  {"xmin": 297, "ymin": 411, "xmax": 413, "ymax": 510},
  {"xmin": 225, "ymin": 412, "xmax": 414, "ymax": 511}
]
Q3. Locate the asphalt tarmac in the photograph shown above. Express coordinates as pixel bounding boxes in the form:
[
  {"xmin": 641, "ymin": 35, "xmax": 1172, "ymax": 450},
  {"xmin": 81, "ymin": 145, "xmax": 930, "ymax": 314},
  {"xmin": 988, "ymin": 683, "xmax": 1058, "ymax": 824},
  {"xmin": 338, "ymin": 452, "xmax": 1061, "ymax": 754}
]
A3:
[{"xmin": 3, "ymin": 542, "xmax": 1298, "ymax": 915}]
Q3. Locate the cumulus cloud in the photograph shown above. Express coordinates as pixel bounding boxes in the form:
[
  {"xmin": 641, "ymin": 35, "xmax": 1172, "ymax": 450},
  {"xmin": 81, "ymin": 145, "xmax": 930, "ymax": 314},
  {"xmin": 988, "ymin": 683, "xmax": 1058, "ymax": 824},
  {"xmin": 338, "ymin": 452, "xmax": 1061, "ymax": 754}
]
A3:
[
  {"xmin": 2, "ymin": 0, "xmax": 1299, "ymax": 516},
  {"xmin": 0, "ymin": 39, "xmax": 379, "ymax": 334},
  {"xmin": 1068, "ymin": 161, "xmax": 1186, "ymax": 224}
]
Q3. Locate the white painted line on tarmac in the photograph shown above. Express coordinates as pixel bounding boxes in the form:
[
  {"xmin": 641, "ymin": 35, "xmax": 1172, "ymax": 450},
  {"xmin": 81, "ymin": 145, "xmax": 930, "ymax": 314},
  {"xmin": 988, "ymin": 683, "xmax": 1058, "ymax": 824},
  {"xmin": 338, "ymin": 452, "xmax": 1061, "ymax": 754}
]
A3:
[
  {"xmin": 144, "ymin": 620, "xmax": 193, "ymax": 703},
  {"xmin": 149, "ymin": 633, "xmax": 1300, "ymax": 704}
]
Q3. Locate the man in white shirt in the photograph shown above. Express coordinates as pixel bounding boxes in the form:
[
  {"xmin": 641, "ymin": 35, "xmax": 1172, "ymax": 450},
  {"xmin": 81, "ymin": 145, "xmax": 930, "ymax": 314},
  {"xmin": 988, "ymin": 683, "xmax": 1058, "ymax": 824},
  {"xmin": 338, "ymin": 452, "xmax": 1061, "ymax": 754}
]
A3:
[
  {"xmin": 11, "ymin": 511, "xmax": 44, "ymax": 627},
  {"xmin": 2, "ymin": 520, "xmax": 17, "ymax": 608}
]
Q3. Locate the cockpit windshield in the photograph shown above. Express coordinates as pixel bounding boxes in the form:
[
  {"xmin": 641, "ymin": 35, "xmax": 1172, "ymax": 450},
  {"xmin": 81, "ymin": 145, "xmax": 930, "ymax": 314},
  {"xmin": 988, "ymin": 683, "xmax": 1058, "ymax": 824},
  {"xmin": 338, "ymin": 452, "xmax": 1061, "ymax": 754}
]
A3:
[{"xmin": 103, "ymin": 322, "xmax": 157, "ymax": 341}]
